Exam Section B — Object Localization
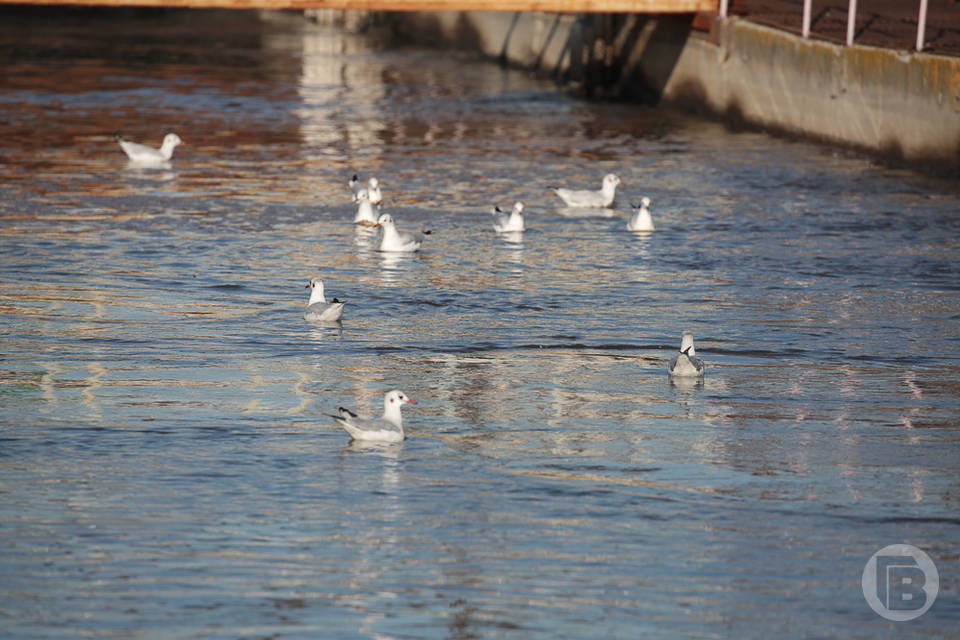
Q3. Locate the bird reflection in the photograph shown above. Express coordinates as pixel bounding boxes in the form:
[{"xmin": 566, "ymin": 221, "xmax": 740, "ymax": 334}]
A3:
[
  {"xmin": 670, "ymin": 375, "xmax": 704, "ymax": 394},
  {"xmin": 379, "ymin": 251, "xmax": 416, "ymax": 286},
  {"xmin": 630, "ymin": 229, "xmax": 653, "ymax": 253},
  {"xmin": 307, "ymin": 323, "xmax": 343, "ymax": 345},
  {"xmin": 343, "ymin": 439, "xmax": 404, "ymax": 457},
  {"xmin": 40, "ymin": 360, "xmax": 63, "ymax": 405},
  {"xmin": 82, "ymin": 361, "xmax": 107, "ymax": 417},
  {"xmin": 121, "ymin": 165, "xmax": 177, "ymax": 182},
  {"xmin": 495, "ymin": 233, "xmax": 526, "ymax": 279},
  {"xmin": 554, "ymin": 206, "xmax": 620, "ymax": 218},
  {"xmin": 629, "ymin": 231, "xmax": 654, "ymax": 280},
  {"xmin": 497, "ymin": 230, "xmax": 525, "ymax": 245},
  {"xmin": 353, "ymin": 224, "xmax": 378, "ymax": 252}
]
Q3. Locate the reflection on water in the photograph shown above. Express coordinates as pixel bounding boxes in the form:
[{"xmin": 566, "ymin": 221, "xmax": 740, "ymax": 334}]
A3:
[
  {"xmin": 121, "ymin": 165, "xmax": 177, "ymax": 181},
  {"xmin": 378, "ymin": 250, "xmax": 416, "ymax": 286},
  {"xmin": 1, "ymin": 8, "xmax": 959, "ymax": 640},
  {"xmin": 496, "ymin": 229, "xmax": 525, "ymax": 246},
  {"xmin": 554, "ymin": 205, "xmax": 621, "ymax": 218}
]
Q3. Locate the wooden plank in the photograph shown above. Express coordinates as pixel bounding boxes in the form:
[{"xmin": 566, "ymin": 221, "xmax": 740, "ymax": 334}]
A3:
[{"xmin": 0, "ymin": 0, "xmax": 717, "ymax": 13}]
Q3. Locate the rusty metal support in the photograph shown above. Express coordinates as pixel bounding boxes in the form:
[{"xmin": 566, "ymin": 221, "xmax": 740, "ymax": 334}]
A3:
[
  {"xmin": 846, "ymin": 0, "xmax": 856, "ymax": 46},
  {"xmin": 917, "ymin": 0, "xmax": 929, "ymax": 51}
]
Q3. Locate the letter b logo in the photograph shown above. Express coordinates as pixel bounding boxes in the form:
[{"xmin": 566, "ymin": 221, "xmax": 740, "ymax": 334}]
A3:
[
  {"xmin": 875, "ymin": 555, "xmax": 926, "ymax": 610},
  {"xmin": 863, "ymin": 545, "xmax": 938, "ymax": 621}
]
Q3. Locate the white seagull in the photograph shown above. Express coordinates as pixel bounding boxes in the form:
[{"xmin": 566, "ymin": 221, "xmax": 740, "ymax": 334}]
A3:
[
  {"xmin": 116, "ymin": 132, "xmax": 183, "ymax": 166},
  {"xmin": 353, "ymin": 188, "xmax": 379, "ymax": 226},
  {"xmin": 553, "ymin": 173, "xmax": 622, "ymax": 208},
  {"xmin": 627, "ymin": 197, "xmax": 655, "ymax": 232},
  {"xmin": 349, "ymin": 174, "xmax": 382, "ymax": 205},
  {"xmin": 303, "ymin": 277, "xmax": 345, "ymax": 323},
  {"xmin": 330, "ymin": 389, "xmax": 416, "ymax": 442},
  {"xmin": 375, "ymin": 213, "xmax": 427, "ymax": 253},
  {"xmin": 668, "ymin": 331, "xmax": 705, "ymax": 377},
  {"xmin": 492, "ymin": 201, "xmax": 525, "ymax": 233}
]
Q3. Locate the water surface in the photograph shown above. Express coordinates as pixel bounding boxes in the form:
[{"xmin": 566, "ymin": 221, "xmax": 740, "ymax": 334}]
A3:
[{"xmin": 1, "ymin": 9, "xmax": 959, "ymax": 639}]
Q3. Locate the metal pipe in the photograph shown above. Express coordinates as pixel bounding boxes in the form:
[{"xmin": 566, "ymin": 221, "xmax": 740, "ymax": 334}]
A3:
[
  {"xmin": 917, "ymin": 0, "xmax": 929, "ymax": 51},
  {"xmin": 846, "ymin": 0, "xmax": 857, "ymax": 46},
  {"xmin": 802, "ymin": 0, "xmax": 812, "ymax": 39},
  {"xmin": 720, "ymin": 0, "xmax": 728, "ymax": 19}
]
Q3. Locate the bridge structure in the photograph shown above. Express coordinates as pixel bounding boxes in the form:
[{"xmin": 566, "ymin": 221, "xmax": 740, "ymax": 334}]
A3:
[
  {"xmin": 0, "ymin": 1, "xmax": 941, "ymax": 53},
  {"xmin": 0, "ymin": 0, "xmax": 716, "ymax": 11}
]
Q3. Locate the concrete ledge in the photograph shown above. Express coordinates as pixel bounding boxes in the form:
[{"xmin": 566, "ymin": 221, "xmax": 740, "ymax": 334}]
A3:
[
  {"xmin": 383, "ymin": 11, "xmax": 960, "ymax": 171},
  {"xmin": 641, "ymin": 18, "xmax": 960, "ymax": 168}
]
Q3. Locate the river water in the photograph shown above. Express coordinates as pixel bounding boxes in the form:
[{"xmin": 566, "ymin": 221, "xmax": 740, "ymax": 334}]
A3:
[{"xmin": 1, "ymin": 9, "xmax": 958, "ymax": 639}]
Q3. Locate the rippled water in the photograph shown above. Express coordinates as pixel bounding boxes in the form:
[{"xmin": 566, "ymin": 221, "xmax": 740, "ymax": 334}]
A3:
[{"xmin": 1, "ymin": 9, "xmax": 959, "ymax": 639}]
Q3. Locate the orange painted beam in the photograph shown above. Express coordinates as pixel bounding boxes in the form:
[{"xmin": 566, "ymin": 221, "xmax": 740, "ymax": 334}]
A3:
[{"xmin": 0, "ymin": 0, "xmax": 717, "ymax": 12}]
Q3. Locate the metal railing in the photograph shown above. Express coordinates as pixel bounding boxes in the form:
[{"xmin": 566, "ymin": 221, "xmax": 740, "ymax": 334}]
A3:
[{"xmin": 718, "ymin": 0, "xmax": 933, "ymax": 52}]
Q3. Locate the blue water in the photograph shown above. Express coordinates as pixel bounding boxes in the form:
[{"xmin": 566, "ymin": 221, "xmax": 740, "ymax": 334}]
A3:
[{"xmin": 1, "ymin": 9, "xmax": 958, "ymax": 639}]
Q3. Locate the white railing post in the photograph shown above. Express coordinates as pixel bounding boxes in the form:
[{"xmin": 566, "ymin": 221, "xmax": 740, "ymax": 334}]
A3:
[
  {"xmin": 846, "ymin": 0, "xmax": 857, "ymax": 46},
  {"xmin": 917, "ymin": 0, "xmax": 929, "ymax": 51},
  {"xmin": 720, "ymin": 0, "xmax": 728, "ymax": 19},
  {"xmin": 802, "ymin": 0, "xmax": 812, "ymax": 39}
]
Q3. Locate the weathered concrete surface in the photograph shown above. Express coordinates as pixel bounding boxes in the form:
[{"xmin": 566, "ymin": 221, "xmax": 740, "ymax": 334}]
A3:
[
  {"xmin": 636, "ymin": 18, "xmax": 960, "ymax": 168},
  {"xmin": 383, "ymin": 11, "xmax": 960, "ymax": 170}
]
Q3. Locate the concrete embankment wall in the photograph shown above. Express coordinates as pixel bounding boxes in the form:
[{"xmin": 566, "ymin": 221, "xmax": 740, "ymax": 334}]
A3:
[{"xmin": 373, "ymin": 11, "xmax": 960, "ymax": 171}]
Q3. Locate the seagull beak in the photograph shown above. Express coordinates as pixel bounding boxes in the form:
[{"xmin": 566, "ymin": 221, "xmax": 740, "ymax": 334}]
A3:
[
  {"xmin": 374, "ymin": 223, "xmax": 381, "ymax": 228},
  {"xmin": 406, "ymin": 399, "xmax": 417, "ymax": 405}
]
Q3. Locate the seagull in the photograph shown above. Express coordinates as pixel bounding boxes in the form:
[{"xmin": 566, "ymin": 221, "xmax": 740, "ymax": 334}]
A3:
[
  {"xmin": 668, "ymin": 331, "xmax": 705, "ymax": 377},
  {"xmin": 116, "ymin": 132, "xmax": 183, "ymax": 165},
  {"xmin": 348, "ymin": 174, "xmax": 361, "ymax": 195},
  {"xmin": 367, "ymin": 177, "xmax": 382, "ymax": 205},
  {"xmin": 330, "ymin": 389, "xmax": 416, "ymax": 442},
  {"xmin": 627, "ymin": 197, "xmax": 655, "ymax": 232},
  {"xmin": 492, "ymin": 201, "xmax": 525, "ymax": 233},
  {"xmin": 349, "ymin": 174, "xmax": 382, "ymax": 205},
  {"xmin": 303, "ymin": 277, "xmax": 345, "ymax": 323},
  {"xmin": 552, "ymin": 173, "xmax": 622, "ymax": 208},
  {"xmin": 375, "ymin": 213, "xmax": 427, "ymax": 252},
  {"xmin": 353, "ymin": 188, "xmax": 379, "ymax": 226}
]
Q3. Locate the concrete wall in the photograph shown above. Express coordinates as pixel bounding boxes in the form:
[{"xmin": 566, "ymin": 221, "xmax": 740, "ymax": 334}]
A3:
[{"xmin": 383, "ymin": 11, "xmax": 960, "ymax": 170}]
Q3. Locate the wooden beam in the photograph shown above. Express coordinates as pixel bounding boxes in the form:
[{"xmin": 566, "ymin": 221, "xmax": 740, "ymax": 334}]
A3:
[{"xmin": 0, "ymin": 0, "xmax": 717, "ymax": 12}]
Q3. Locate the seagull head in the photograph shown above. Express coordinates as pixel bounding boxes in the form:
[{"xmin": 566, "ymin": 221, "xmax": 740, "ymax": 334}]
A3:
[
  {"xmin": 306, "ymin": 278, "xmax": 326, "ymax": 304},
  {"xmin": 386, "ymin": 389, "xmax": 416, "ymax": 406},
  {"xmin": 679, "ymin": 331, "xmax": 696, "ymax": 356},
  {"xmin": 604, "ymin": 173, "xmax": 622, "ymax": 188},
  {"xmin": 163, "ymin": 133, "xmax": 183, "ymax": 148}
]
